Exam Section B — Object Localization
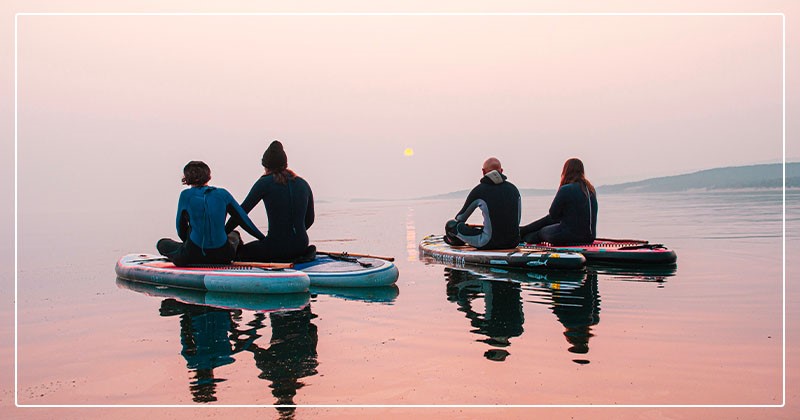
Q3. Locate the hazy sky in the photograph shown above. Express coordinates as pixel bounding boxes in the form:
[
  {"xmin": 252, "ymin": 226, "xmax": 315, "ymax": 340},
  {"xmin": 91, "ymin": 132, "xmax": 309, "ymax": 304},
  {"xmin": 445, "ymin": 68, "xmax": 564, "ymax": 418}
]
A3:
[{"xmin": 11, "ymin": 11, "xmax": 788, "ymax": 208}]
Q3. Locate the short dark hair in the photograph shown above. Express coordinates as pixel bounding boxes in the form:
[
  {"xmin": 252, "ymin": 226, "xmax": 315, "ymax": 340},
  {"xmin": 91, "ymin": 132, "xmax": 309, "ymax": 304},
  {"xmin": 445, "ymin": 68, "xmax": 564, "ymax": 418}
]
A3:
[{"xmin": 182, "ymin": 161, "xmax": 211, "ymax": 186}]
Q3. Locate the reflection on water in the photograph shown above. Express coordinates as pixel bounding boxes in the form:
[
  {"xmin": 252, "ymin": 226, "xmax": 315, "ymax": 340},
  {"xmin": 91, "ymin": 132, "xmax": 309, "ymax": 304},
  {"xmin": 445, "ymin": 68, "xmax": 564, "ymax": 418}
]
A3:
[
  {"xmin": 439, "ymin": 263, "xmax": 680, "ymax": 364},
  {"xmin": 116, "ymin": 277, "xmax": 311, "ymax": 312},
  {"xmin": 442, "ymin": 266, "xmax": 604, "ymax": 363},
  {"xmin": 159, "ymin": 299, "xmax": 318, "ymax": 416},
  {"xmin": 237, "ymin": 308, "xmax": 318, "ymax": 416},
  {"xmin": 445, "ymin": 268, "xmax": 524, "ymax": 361},
  {"xmin": 13, "ymin": 192, "xmax": 790, "ymax": 407},
  {"xmin": 310, "ymin": 285, "xmax": 399, "ymax": 304},
  {"xmin": 592, "ymin": 264, "xmax": 677, "ymax": 288},
  {"xmin": 117, "ymin": 277, "xmax": 400, "ymax": 410},
  {"xmin": 406, "ymin": 207, "xmax": 418, "ymax": 262},
  {"xmin": 550, "ymin": 273, "xmax": 600, "ymax": 363},
  {"xmin": 159, "ymin": 300, "xmax": 240, "ymax": 402}
]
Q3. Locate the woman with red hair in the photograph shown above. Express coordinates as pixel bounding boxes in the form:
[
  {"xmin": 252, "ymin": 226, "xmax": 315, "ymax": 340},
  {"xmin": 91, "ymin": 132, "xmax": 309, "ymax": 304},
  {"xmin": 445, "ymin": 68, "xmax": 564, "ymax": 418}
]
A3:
[{"xmin": 520, "ymin": 158, "xmax": 598, "ymax": 245}]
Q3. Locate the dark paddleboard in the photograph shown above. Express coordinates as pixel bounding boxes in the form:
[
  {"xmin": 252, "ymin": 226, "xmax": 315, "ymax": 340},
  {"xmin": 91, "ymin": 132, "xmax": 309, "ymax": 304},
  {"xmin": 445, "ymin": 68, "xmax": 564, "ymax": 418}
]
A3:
[{"xmin": 521, "ymin": 238, "xmax": 677, "ymax": 265}]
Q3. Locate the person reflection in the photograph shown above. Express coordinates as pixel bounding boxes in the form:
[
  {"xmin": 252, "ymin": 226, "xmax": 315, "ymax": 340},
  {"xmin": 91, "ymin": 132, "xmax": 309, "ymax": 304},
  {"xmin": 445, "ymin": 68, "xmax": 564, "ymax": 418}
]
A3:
[
  {"xmin": 159, "ymin": 299, "xmax": 243, "ymax": 403},
  {"xmin": 550, "ymin": 272, "xmax": 601, "ymax": 364},
  {"xmin": 158, "ymin": 297, "xmax": 319, "ymax": 410},
  {"xmin": 232, "ymin": 306, "xmax": 319, "ymax": 417},
  {"xmin": 445, "ymin": 268, "xmax": 525, "ymax": 362}
]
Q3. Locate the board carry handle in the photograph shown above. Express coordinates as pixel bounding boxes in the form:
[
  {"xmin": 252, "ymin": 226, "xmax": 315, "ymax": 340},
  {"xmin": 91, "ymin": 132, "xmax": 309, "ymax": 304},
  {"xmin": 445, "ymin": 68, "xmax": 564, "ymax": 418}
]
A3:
[
  {"xmin": 318, "ymin": 251, "xmax": 395, "ymax": 262},
  {"xmin": 231, "ymin": 261, "xmax": 294, "ymax": 269}
]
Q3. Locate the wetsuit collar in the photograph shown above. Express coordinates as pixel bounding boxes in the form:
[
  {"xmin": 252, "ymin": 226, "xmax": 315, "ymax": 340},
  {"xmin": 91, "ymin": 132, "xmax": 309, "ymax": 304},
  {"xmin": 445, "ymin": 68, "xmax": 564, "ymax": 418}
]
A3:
[{"xmin": 481, "ymin": 170, "xmax": 506, "ymax": 185}]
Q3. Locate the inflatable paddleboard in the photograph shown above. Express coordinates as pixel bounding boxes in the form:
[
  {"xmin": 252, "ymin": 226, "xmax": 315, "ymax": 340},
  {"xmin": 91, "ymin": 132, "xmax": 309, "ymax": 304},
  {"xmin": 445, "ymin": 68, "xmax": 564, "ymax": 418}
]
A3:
[
  {"xmin": 419, "ymin": 235, "xmax": 586, "ymax": 270},
  {"xmin": 521, "ymin": 238, "xmax": 677, "ymax": 265},
  {"xmin": 116, "ymin": 277, "xmax": 310, "ymax": 311},
  {"xmin": 115, "ymin": 254, "xmax": 310, "ymax": 294},
  {"xmin": 296, "ymin": 255, "xmax": 399, "ymax": 287}
]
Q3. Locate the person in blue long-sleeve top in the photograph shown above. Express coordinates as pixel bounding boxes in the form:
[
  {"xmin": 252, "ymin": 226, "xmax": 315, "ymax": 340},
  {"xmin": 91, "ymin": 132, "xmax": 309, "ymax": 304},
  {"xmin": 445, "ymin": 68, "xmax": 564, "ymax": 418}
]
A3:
[
  {"xmin": 157, "ymin": 161, "xmax": 266, "ymax": 266},
  {"xmin": 520, "ymin": 158, "xmax": 598, "ymax": 245}
]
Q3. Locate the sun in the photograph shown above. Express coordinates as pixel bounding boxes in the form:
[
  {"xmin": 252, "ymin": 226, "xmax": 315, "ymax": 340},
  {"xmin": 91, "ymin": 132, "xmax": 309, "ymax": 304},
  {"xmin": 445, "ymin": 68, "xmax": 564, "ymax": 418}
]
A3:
[{"xmin": 403, "ymin": 147, "xmax": 414, "ymax": 157}]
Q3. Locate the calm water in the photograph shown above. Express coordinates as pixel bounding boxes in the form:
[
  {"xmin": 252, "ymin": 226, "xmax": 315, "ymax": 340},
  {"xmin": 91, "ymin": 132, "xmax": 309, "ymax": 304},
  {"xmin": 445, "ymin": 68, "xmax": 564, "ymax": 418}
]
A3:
[{"xmin": 5, "ymin": 190, "xmax": 800, "ymax": 418}]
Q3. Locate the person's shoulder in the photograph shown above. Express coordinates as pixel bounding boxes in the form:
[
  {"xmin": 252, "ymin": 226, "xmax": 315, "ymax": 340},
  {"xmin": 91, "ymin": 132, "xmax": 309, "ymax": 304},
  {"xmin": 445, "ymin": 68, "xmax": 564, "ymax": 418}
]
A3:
[
  {"xmin": 559, "ymin": 182, "xmax": 580, "ymax": 192},
  {"xmin": 212, "ymin": 185, "xmax": 230, "ymax": 193},
  {"xmin": 293, "ymin": 175, "xmax": 310, "ymax": 187},
  {"xmin": 208, "ymin": 186, "xmax": 234, "ymax": 198},
  {"xmin": 255, "ymin": 174, "xmax": 274, "ymax": 184},
  {"xmin": 178, "ymin": 188, "xmax": 193, "ymax": 202},
  {"xmin": 179, "ymin": 186, "xmax": 200, "ymax": 197},
  {"xmin": 249, "ymin": 174, "xmax": 276, "ymax": 191},
  {"xmin": 503, "ymin": 178, "xmax": 519, "ymax": 189},
  {"xmin": 499, "ymin": 179, "xmax": 519, "ymax": 194},
  {"xmin": 469, "ymin": 182, "xmax": 485, "ymax": 193}
]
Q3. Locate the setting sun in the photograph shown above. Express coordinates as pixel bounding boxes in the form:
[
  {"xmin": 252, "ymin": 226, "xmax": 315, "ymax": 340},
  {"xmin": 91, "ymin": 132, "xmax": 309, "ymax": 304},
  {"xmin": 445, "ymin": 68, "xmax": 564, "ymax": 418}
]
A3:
[{"xmin": 404, "ymin": 147, "xmax": 414, "ymax": 157}]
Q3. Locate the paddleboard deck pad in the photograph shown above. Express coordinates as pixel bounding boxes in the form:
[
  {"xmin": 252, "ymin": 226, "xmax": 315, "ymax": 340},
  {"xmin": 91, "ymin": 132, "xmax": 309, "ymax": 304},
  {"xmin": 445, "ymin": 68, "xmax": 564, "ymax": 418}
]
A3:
[
  {"xmin": 295, "ymin": 255, "xmax": 399, "ymax": 287},
  {"xmin": 115, "ymin": 254, "xmax": 310, "ymax": 294},
  {"xmin": 521, "ymin": 238, "xmax": 677, "ymax": 265},
  {"xmin": 419, "ymin": 235, "xmax": 586, "ymax": 270}
]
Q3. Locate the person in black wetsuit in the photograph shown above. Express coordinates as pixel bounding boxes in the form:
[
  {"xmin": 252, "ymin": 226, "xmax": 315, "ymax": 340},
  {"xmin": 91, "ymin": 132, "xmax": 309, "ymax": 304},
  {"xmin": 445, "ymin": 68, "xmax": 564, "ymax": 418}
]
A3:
[
  {"xmin": 444, "ymin": 157, "xmax": 521, "ymax": 250},
  {"xmin": 157, "ymin": 161, "xmax": 266, "ymax": 266},
  {"xmin": 520, "ymin": 158, "xmax": 598, "ymax": 245},
  {"xmin": 226, "ymin": 140, "xmax": 315, "ymax": 262}
]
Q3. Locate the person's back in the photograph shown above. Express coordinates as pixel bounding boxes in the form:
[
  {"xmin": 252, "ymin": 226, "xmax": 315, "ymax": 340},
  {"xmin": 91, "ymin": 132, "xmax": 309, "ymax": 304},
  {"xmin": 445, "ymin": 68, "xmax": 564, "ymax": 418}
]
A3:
[
  {"xmin": 444, "ymin": 157, "xmax": 521, "ymax": 250},
  {"xmin": 520, "ymin": 158, "xmax": 598, "ymax": 245},
  {"xmin": 180, "ymin": 186, "xmax": 240, "ymax": 250},
  {"xmin": 237, "ymin": 172, "xmax": 314, "ymax": 260},
  {"xmin": 158, "ymin": 160, "xmax": 265, "ymax": 266},
  {"xmin": 549, "ymin": 182, "xmax": 597, "ymax": 243},
  {"xmin": 228, "ymin": 140, "xmax": 315, "ymax": 262},
  {"xmin": 254, "ymin": 175, "xmax": 312, "ymax": 241}
]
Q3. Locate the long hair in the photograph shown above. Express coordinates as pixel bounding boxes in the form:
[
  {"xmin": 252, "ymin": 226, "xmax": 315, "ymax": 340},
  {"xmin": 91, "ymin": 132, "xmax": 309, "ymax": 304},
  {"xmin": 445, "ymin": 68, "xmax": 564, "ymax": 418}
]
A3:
[
  {"xmin": 560, "ymin": 158, "xmax": 595, "ymax": 195},
  {"xmin": 270, "ymin": 169, "xmax": 297, "ymax": 185}
]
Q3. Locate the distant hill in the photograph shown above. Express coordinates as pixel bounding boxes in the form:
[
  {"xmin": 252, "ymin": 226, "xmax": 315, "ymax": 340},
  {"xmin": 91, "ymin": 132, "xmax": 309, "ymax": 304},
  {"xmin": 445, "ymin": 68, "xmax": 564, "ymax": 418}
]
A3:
[
  {"xmin": 415, "ymin": 188, "xmax": 550, "ymax": 200},
  {"xmin": 418, "ymin": 162, "xmax": 799, "ymax": 199},
  {"xmin": 598, "ymin": 162, "xmax": 799, "ymax": 193},
  {"xmin": 417, "ymin": 188, "xmax": 553, "ymax": 200}
]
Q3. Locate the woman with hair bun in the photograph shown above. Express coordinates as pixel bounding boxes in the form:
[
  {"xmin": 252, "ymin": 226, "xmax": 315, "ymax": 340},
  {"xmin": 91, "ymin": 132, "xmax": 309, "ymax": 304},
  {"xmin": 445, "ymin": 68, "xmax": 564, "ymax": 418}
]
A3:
[
  {"xmin": 226, "ymin": 140, "xmax": 315, "ymax": 262},
  {"xmin": 520, "ymin": 158, "xmax": 598, "ymax": 246},
  {"xmin": 156, "ymin": 160, "xmax": 265, "ymax": 266}
]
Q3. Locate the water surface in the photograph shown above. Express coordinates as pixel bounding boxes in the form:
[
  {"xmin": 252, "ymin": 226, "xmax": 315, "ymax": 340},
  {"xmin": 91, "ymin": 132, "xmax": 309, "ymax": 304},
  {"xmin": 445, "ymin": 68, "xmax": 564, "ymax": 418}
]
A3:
[{"xmin": 7, "ymin": 190, "xmax": 798, "ymax": 418}]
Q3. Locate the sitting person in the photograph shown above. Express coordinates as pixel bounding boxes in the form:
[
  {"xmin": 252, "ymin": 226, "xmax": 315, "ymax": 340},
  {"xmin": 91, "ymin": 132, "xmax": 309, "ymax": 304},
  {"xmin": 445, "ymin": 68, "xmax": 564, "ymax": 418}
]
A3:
[
  {"xmin": 444, "ymin": 157, "xmax": 521, "ymax": 250},
  {"xmin": 225, "ymin": 140, "xmax": 315, "ymax": 262},
  {"xmin": 520, "ymin": 158, "xmax": 598, "ymax": 245},
  {"xmin": 157, "ymin": 161, "xmax": 265, "ymax": 266}
]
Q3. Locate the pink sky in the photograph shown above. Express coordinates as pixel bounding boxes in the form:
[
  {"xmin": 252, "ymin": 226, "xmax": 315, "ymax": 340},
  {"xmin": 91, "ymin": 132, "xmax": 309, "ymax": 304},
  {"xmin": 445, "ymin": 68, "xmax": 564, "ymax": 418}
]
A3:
[{"xmin": 10, "ymin": 11, "xmax": 787, "ymax": 206}]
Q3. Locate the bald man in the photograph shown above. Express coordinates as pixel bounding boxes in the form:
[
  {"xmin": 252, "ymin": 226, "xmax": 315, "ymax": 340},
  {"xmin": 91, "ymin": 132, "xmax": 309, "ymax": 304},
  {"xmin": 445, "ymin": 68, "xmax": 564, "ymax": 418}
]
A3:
[{"xmin": 444, "ymin": 157, "xmax": 521, "ymax": 250}]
